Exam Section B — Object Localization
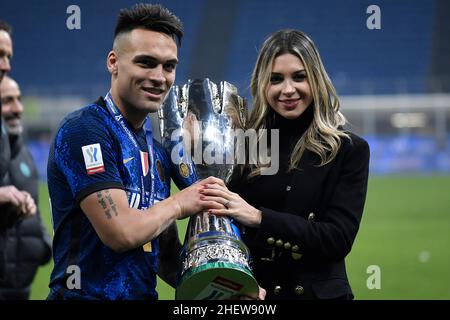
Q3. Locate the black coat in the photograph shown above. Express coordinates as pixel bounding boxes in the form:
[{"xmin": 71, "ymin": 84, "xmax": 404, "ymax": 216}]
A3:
[
  {"xmin": 0, "ymin": 136, "xmax": 52, "ymax": 299},
  {"xmin": 231, "ymin": 132, "xmax": 370, "ymax": 300},
  {"xmin": 0, "ymin": 120, "xmax": 10, "ymax": 184},
  {"xmin": 0, "ymin": 118, "xmax": 12, "ymax": 280}
]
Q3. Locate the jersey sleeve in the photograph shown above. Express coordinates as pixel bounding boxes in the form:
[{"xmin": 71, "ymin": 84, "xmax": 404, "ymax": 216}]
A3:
[{"xmin": 53, "ymin": 108, "xmax": 124, "ymax": 203}]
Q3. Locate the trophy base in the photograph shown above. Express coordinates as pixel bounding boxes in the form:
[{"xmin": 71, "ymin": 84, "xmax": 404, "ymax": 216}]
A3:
[{"xmin": 175, "ymin": 261, "xmax": 259, "ymax": 300}]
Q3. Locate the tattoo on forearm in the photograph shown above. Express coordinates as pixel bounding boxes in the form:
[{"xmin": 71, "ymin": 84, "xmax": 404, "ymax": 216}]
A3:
[
  {"xmin": 105, "ymin": 191, "xmax": 119, "ymax": 217},
  {"xmin": 96, "ymin": 191, "xmax": 119, "ymax": 219},
  {"xmin": 97, "ymin": 192, "xmax": 107, "ymax": 209}
]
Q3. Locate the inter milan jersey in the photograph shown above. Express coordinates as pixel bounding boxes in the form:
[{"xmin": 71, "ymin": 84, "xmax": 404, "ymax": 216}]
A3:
[{"xmin": 47, "ymin": 96, "xmax": 175, "ymax": 300}]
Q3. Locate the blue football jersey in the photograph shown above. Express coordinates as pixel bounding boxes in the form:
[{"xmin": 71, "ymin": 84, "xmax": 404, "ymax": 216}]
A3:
[{"xmin": 47, "ymin": 97, "xmax": 172, "ymax": 300}]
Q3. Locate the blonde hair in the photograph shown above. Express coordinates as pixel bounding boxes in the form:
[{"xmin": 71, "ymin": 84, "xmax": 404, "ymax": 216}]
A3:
[{"xmin": 247, "ymin": 29, "xmax": 349, "ymax": 177}]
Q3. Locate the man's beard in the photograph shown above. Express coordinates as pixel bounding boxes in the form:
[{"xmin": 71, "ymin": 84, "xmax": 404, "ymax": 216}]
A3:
[{"xmin": 5, "ymin": 119, "xmax": 23, "ymax": 136}]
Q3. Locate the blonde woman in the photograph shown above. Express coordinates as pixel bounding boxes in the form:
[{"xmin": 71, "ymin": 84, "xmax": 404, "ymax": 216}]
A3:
[{"xmin": 200, "ymin": 30, "xmax": 370, "ymax": 300}]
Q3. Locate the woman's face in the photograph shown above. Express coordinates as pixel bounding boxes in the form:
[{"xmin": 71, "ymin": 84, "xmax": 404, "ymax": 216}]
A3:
[{"xmin": 265, "ymin": 53, "xmax": 313, "ymax": 120}]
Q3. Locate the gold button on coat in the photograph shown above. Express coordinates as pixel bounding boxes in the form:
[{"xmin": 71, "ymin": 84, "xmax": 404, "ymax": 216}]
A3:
[
  {"xmin": 275, "ymin": 239, "xmax": 284, "ymax": 247},
  {"xmin": 292, "ymin": 245, "xmax": 300, "ymax": 252},
  {"xmin": 267, "ymin": 237, "xmax": 275, "ymax": 245},
  {"xmin": 294, "ymin": 285, "xmax": 305, "ymax": 295},
  {"xmin": 308, "ymin": 212, "xmax": 315, "ymax": 221},
  {"xmin": 286, "ymin": 185, "xmax": 291, "ymax": 191},
  {"xmin": 292, "ymin": 252, "xmax": 303, "ymax": 260},
  {"xmin": 273, "ymin": 286, "xmax": 281, "ymax": 295},
  {"xmin": 284, "ymin": 242, "xmax": 291, "ymax": 250}
]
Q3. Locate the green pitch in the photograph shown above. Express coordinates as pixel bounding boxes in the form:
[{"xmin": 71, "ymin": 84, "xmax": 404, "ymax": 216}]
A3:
[{"xmin": 31, "ymin": 176, "xmax": 450, "ymax": 300}]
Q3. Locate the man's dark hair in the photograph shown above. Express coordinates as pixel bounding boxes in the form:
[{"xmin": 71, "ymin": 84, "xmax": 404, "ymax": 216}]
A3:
[
  {"xmin": 114, "ymin": 3, "xmax": 183, "ymax": 46},
  {"xmin": 0, "ymin": 21, "xmax": 12, "ymax": 35}
]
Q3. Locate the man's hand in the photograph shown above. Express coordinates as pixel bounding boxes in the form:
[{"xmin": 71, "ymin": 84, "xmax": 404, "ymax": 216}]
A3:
[
  {"xmin": 171, "ymin": 176, "xmax": 227, "ymax": 219},
  {"xmin": 0, "ymin": 186, "xmax": 36, "ymax": 218},
  {"xmin": 0, "ymin": 185, "xmax": 25, "ymax": 206},
  {"xmin": 18, "ymin": 191, "xmax": 37, "ymax": 218},
  {"xmin": 79, "ymin": 177, "xmax": 226, "ymax": 252}
]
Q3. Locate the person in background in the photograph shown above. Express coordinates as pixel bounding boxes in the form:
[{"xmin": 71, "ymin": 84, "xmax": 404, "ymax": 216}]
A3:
[
  {"xmin": 0, "ymin": 20, "xmax": 37, "ymax": 283},
  {"xmin": 0, "ymin": 76, "xmax": 52, "ymax": 299}
]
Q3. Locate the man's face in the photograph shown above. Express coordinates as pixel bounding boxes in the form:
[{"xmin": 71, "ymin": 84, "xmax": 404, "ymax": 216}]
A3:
[
  {"xmin": 0, "ymin": 77, "xmax": 23, "ymax": 135},
  {"xmin": 108, "ymin": 29, "xmax": 178, "ymax": 116},
  {"xmin": 0, "ymin": 30, "xmax": 13, "ymax": 83}
]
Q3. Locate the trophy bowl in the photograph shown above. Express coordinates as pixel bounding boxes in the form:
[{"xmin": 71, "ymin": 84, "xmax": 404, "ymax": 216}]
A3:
[{"xmin": 158, "ymin": 78, "xmax": 259, "ymax": 300}]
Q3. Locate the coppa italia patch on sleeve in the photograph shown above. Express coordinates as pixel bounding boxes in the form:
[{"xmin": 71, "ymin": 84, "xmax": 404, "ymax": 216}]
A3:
[{"xmin": 82, "ymin": 143, "xmax": 105, "ymax": 175}]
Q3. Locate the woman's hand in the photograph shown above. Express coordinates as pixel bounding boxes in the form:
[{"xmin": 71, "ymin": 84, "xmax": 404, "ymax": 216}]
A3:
[{"xmin": 200, "ymin": 183, "xmax": 262, "ymax": 227}]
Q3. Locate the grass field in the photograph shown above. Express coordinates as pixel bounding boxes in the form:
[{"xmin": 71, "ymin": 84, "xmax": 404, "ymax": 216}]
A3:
[{"xmin": 30, "ymin": 176, "xmax": 450, "ymax": 300}]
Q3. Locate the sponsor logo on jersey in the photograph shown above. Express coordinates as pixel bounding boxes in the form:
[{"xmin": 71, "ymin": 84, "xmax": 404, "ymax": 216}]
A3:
[{"xmin": 123, "ymin": 157, "xmax": 134, "ymax": 164}]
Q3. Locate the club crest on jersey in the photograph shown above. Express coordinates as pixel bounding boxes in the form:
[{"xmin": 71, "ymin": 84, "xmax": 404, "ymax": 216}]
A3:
[
  {"xmin": 82, "ymin": 143, "xmax": 105, "ymax": 175},
  {"xmin": 140, "ymin": 151, "xmax": 149, "ymax": 176},
  {"xmin": 179, "ymin": 162, "xmax": 190, "ymax": 178}
]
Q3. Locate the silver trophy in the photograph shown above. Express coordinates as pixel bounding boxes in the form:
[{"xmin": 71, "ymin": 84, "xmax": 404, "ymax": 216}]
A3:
[{"xmin": 158, "ymin": 78, "xmax": 259, "ymax": 300}]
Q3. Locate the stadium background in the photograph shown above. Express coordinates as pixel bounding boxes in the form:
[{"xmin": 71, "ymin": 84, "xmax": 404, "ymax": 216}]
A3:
[{"xmin": 1, "ymin": 0, "xmax": 449, "ymax": 299}]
